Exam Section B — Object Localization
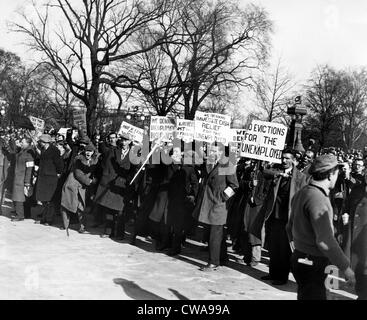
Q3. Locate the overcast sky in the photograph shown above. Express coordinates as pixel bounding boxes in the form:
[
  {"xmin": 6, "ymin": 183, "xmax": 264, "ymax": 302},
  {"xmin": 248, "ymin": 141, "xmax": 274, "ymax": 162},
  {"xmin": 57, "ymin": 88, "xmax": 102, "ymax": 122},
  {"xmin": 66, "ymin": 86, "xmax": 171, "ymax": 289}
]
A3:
[{"xmin": 1, "ymin": 0, "xmax": 367, "ymax": 84}]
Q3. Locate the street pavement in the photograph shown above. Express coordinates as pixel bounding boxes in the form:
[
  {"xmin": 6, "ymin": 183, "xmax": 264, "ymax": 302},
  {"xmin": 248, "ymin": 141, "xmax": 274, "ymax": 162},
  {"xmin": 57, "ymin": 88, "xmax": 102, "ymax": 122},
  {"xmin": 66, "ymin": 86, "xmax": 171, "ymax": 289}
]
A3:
[{"xmin": 0, "ymin": 195, "xmax": 357, "ymax": 300}]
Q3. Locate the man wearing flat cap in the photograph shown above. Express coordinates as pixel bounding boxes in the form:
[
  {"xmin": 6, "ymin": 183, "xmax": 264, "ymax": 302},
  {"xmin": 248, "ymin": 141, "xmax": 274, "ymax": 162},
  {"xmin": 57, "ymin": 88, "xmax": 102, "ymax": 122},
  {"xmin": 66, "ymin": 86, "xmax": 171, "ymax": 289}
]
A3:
[
  {"xmin": 287, "ymin": 154, "xmax": 355, "ymax": 300},
  {"xmin": 34, "ymin": 134, "xmax": 64, "ymax": 225}
]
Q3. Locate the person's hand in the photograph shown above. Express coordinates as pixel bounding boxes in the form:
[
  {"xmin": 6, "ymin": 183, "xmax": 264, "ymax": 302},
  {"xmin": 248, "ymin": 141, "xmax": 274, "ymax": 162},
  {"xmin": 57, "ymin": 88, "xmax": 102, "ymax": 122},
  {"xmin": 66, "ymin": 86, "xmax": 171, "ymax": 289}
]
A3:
[
  {"xmin": 57, "ymin": 174, "xmax": 61, "ymax": 178},
  {"xmin": 342, "ymin": 213, "xmax": 349, "ymax": 225},
  {"xmin": 343, "ymin": 267, "xmax": 356, "ymax": 287},
  {"xmin": 253, "ymin": 179, "xmax": 258, "ymax": 187},
  {"xmin": 186, "ymin": 195, "xmax": 195, "ymax": 204}
]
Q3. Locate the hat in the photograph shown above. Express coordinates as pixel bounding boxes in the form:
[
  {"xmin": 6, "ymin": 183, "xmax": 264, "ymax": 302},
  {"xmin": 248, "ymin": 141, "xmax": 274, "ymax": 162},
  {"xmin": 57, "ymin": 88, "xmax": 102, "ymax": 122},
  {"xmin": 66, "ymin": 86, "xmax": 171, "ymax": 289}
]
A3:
[
  {"xmin": 119, "ymin": 132, "xmax": 131, "ymax": 140},
  {"xmin": 38, "ymin": 134, "xmax": 52, "ymax": 143},
  {"xmin": 309, "ymin": 154, "xmax": 338, "ymax": 175},
  {"xmin": 84, "ymin": 143, "xmax": 95, "ymax": 152}
]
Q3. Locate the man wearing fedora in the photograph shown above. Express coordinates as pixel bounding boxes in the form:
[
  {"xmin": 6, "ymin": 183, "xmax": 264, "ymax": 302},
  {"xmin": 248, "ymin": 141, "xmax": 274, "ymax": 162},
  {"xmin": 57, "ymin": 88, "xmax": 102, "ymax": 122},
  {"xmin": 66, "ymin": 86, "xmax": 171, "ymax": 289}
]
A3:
[
  {"xmin": 94, "ymin": 132, "xmax": 135, "ymax": 239},
  {"xmin": 34, "ymin": 134, "xmax": 64, "ymax": 225}
]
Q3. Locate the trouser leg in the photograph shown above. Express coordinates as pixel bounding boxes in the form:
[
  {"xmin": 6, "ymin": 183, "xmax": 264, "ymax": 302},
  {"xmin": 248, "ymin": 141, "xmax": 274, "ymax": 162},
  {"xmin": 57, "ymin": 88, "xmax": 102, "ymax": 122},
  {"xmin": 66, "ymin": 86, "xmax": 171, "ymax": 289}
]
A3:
[
  {"xmin": 24, "ymin": 197, "xmax": 32, "ymax": 219},
  {"xmin": 208, "ymin": 225, "xmax": 224, "ymax": 266},
  {"xmin": 290, "ymin": 250, "xmax": 328, "ymax": 300},
  {"xmin": 92, "ymin": 203, "xmax": 104, "ymax": 225},
  {"xmin": 14, "ymin": 201, "xmax": 25, "ymax": 219},
  {"xmin": 115, "ymin": 210, "xmax": 125, "ymax": 238},
  {"xmin": 77, "ymin": 209, "xmax": 85, "ymax": 230},
  {"xmin": 356, "ymin": 273, "xmax": 367, "ymax": 300},
  {"xmin": 242, "ymin": 230, "xmax": 253, "ymax": 264},
  {"xmin": 171, "ymin": 224, "xmax": 183, "ymax": 253},
  {"xmin": 42, "ymin": 201, "xmax": 55, "ymax": 224},
  {"xmin": 268, "ymin": 219, "xmax": 292, "ymax": 281}
]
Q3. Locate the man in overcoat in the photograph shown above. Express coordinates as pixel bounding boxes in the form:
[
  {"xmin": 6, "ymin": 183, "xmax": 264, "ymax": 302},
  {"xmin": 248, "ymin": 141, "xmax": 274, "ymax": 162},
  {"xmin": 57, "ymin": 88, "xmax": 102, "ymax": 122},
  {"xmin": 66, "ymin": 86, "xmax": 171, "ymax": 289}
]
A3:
[
  {"xmin": 342, "ymin": 170, "xmax": 367, "ymax": 299},
  {"xmin": 194, "ymin": 143, "xmax": 239, "ymax": 271},
  {"xmin": 250, "ymin": 149, "xmax": 307, "ymax": 285},
  {"xmin": 34, "ymin": 134, "xmax": 64, "ymax": 225},
  {"xmin": 94, "ymin": 132, "xmax": 135, "ymax": 239},
  {"xmin": 11, "ymin": 137, "xmax": 35, "ymax": 221}
]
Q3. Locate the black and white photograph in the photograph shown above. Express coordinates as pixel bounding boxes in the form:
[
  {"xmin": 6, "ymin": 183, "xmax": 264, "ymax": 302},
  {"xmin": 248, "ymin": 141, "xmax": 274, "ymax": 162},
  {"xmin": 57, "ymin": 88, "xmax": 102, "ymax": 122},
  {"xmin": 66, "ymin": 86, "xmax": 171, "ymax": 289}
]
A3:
[{"xmin": 0, "ymin": 0, "xmax": 366, "ymax": 305}]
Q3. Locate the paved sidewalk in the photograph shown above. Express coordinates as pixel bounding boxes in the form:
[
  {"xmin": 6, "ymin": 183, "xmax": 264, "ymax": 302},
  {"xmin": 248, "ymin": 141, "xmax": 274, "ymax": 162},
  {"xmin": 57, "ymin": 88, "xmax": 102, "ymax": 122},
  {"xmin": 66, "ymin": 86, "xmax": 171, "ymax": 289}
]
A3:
[{"xmin": 0, "ymin": 196, "xmax": 356, "ymax": 300}]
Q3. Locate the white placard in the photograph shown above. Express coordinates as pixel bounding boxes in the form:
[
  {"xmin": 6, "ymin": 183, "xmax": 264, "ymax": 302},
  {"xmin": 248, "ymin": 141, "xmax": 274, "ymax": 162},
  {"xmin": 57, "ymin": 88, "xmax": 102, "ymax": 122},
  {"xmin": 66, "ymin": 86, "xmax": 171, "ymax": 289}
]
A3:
[
  {"xmin": 149, "ymin": 116, "xmax": 176, "ymax": 142},
  {"xmin": 228, "ymin": 129, "xmax": 247, "ymax": 154},
  {"xmin": 240, "ymin": 120, "xmax": 288, "ymax": 164},
  {"xmin": 175, "ymin": 119, "xmax": 195, "ymax": 142},
  {"xmin": 29, "ymin": 116, "xmax": 45, "ymax": 133},
  {"xmin": 58, "ymin": 128, "xmax": 70, "ymax": 138},
  {"xmin": 118, "ymin": 121, "xmax": 144, "ymax": 143},
  {"xmin": 194, "ymin": 111, "xmax": 231, "ymax": 145},
  {"xmin": 73, "ymin": 107, "xmax": 87, "ymax": 130}
]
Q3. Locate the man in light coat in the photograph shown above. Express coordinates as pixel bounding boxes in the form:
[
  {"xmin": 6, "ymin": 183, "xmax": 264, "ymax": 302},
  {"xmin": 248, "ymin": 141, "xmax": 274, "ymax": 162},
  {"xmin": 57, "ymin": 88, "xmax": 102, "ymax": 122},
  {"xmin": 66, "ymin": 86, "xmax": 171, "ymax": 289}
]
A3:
[{"xmin": 194, "ymin": 143, "xmax": 239, "ymax": 271}]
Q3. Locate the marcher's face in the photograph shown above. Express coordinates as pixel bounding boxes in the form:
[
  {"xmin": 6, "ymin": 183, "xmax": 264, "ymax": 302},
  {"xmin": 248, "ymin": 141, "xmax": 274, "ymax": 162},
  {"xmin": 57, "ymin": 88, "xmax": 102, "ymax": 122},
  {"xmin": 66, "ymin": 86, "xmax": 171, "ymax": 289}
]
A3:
[
  {"xmin": 354, "ymin": 161, "xmax": 364, "ymax": 174},
  {"xmin": 109, "ymin": 134, "xmax": 117, "ymax": 146},
  {"xmin": 172, "ymin": 147, "xmax": 182, "ymax": 162},
  {"xmin": 208, "ymin": 146, "xmax": 223, "ymax": 162},
  {"xmin": 85, "ymin": 150, "xmax": 93, "ymax": 159},
  {"xmin": 282, "ymin": 153, "xmax": 293, "ymax": 169},
  {"xmin": 121, "ymin": 139, "xmax": 130, "ymax": 149},
  {"xmin": 21, "ymin": 139, "xmax": 29, "ymax": 149}
]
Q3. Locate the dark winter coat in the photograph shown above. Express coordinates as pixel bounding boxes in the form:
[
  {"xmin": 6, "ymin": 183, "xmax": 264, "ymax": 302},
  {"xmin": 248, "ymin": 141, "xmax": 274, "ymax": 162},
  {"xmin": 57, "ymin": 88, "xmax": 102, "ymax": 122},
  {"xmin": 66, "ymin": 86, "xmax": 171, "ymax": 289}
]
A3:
[
  {"xmin": 193, "ymin": 161, "xmax": 239, "ymax": 226},
  {"xmin": 94, "ymin": 145, "xmax": 135, "ymax": 211},
  {"xmin": 250, "ymin": 166, "xmax": 307, "ymax": 239},
  {"xmin": 35, "ymin": 144, "xmax": 64, "ymax": 202},
  {"xmin": 11, "ymin": 147, "xmax": 35, "ymax": 202},
  {"xmin": 165, "ymin": 164, "xmax": 199, "ymax": 230},
  {"xmin": 342, "ymin": 183, "xmax": 367, "ymax": 276},
  {"xmin": 61, "ymin": 153, "xmax": 99, "ymax": 213}
]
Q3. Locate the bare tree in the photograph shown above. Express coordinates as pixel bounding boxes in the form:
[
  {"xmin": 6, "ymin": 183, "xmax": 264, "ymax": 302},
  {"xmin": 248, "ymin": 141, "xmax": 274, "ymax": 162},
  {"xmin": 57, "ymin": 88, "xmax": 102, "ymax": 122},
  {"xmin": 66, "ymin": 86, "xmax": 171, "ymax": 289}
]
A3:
[
  {"xmin": 339, "ymin": 69, "xmax": 367, "ymax": 150},
  {"xmin": 304, "ymin": 65, "xmax": 346, "ymax": 149},
  {"xmin": 106, "ymin": 0, "xmax": 273, "ymax": 119},
  {"xmin": 255, "ymin": 58, "xmax": 295, "ymax": 122},
  {"xmin": 11, "ymin": 0, "xmax": 170, "ymax": 134}
]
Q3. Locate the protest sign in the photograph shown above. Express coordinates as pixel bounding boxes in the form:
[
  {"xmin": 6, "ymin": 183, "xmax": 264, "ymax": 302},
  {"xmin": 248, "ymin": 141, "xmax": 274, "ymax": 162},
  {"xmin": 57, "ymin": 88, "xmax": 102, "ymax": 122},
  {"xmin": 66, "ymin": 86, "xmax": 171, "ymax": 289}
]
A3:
[
  {"xmin": 175, "ymin": 119, "xmax": 195, "ymax": 142},
  {"xmin": 228, "ymin": 129, "xmax": 247, "ymax": 154},
  {"xmin": 149, "ymin": 116, "xmax": 176, "ymax": 142},
  {"xmin": 118, "ymin": 121, "xmax": 144, "ymax": 143},
  {"xmin": 240, "ymin": 120, "xmax": 288, "ymax": 164},
  {"xmin": 58, "ymin": 128, "xmax": 70, "ymax": 138},
  {"xmin": 73, "ymin": 107, "xmax": 87, "ymax": 130},
  {"xmin": 29, "ymin": 116, "xmax": 45, "ymax": 133},
  {"xmin": 194, "ymin": 111, "xmax": 231, "ymax": 145}
]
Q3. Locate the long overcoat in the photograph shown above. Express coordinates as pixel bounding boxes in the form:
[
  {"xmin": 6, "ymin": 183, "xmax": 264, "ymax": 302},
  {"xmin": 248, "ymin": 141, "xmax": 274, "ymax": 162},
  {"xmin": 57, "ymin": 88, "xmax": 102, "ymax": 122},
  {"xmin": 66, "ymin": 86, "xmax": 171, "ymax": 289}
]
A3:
[
  {"xmin": 342, "ymin": 183, "xmax": 367, "ymax": 276},
  {"xmin": 166, "ymin": 164, "xmax": 199, "ymax": 231},
  {"xmin": 61, "ymin": 154, "xmax": 99, "ymax": 213},
  {"xmin": 11, "ymin": 147, "xmax": 35, "ymax": 202},
  {"xmin": 193, "ymin": 161, "xmax": 239, "ymax": 226},
  {"xmin": 35, "ymin": 144, "xmax": 64, "ymax": 202},
  {"xmin": 250, "ymin": 166, "xmax": 307, "ymax": 240},
  {"xmin": 94, "ymin": 145, "xmax": 135, "ymax": 211}
]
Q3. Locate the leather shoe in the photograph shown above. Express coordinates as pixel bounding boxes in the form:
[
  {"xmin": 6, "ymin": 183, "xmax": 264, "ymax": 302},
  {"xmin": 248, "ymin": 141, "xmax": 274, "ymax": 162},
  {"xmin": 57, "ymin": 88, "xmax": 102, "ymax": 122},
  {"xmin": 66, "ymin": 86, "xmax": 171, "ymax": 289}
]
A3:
[
  {"xmin": 261, "ymin": 275, "xmax": 274, "ymax": 281},
  {"xmin": 272, "ymin": 280, "xmax": 288, "ymax": 286},
  {"xmin": 11, "ymin": 218, "xmax": 24, "ymax": 222},
  {"xmin": 199, "ymin": 264, "xmax": 219, "ymax": 272}
]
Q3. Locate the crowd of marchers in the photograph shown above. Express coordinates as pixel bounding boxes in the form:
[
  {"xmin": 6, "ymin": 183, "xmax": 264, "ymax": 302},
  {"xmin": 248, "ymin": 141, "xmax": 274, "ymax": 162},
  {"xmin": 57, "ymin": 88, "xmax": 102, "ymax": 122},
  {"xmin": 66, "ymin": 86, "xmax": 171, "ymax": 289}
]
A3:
[{"xmin": 0, "ymin": 125, "xmax": 366, "ymax": 300}]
